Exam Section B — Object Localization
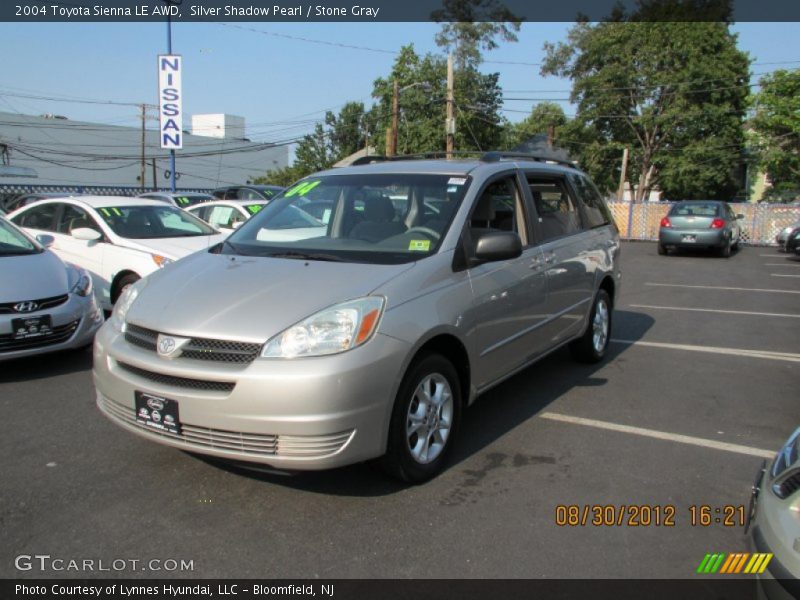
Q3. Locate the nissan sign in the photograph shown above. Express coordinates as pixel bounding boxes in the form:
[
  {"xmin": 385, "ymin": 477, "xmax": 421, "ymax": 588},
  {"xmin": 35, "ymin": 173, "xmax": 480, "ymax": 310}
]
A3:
[{"xmin": 158, "ymin": 54, "xmax": 182, "ymax": 149}]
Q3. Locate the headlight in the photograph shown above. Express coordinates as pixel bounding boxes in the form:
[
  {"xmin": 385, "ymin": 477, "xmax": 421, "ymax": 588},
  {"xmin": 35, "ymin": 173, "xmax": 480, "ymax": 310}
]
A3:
[
  {"xmin": 109, "ymin": 278, "xmax": 146, "ymax": 333},
  {"xmin": 262, "ymin": 296, "xmax": 385, "ymax": 359},
  {"xmin": 69, "ymin": 266, "xmax": 93, "ymax": 297},
  {"xmin": 151, "ymin": 254, "xmax": 173, "ymax": 268},
  {"xmin": 772, "ymin": 427, "xmax": 800, "ymax": 479}
]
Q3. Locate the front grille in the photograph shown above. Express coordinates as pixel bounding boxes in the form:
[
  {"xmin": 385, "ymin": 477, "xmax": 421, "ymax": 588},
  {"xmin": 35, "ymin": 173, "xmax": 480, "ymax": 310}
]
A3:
[
  {"xmin": 124, "ymin": 323, "xmax": 262, "ymax": 364},
  {"xmin": 0, "ymin": 319, "xmax": 80, "ymax": 353},
  {"xmin": 0, "ymin": 294, "xmax": 69, "ymax": 314},
  {"xmin": 116, "ymin": 361, "xmax": 235, "ymax": 393},
  {"xmin": 775, "ymin": 472, "xmax": 800, "ymax": 499},
  {"xmin": 99, "ymin": 395, "xmax": 353, "ymax": 458}
]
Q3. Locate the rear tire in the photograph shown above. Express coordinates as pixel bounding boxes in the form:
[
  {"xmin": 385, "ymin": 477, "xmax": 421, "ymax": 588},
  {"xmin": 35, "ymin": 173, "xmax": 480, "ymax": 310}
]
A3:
[
  {"xmin": 381, "ymin": 353, "xmax": 461, "ymax": 484},
  {"xmin": 570, "ymin": 289, "xmax": 612, "ymax": 364},
  {"xmin": 657, "ymin": 243, "xmax": 668, "ymax": 256},
  {"xmin": 718, "ymin": 239, "xmax": 732, "ymax": 258}
]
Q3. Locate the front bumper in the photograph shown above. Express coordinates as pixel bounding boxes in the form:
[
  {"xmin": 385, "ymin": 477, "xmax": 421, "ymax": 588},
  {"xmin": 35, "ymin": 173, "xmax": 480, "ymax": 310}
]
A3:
[
  {"xmin": 93, "ymin": 323, "xmax": 412, "ymax": 470},
  {"xmin": 747, "ymin": 465, "xmax": 800, "ymax": 600},
  {"xmin": 0, "ymin": 294, "xmax": 103, "ymax": 361},
  {"xmin": 659, "ymin": 228, "xmax": 728, "ymax": 248}
]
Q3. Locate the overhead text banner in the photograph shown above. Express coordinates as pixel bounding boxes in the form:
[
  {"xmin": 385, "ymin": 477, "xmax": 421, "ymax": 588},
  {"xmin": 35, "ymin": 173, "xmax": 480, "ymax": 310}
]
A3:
[{"xmin": 3, "ymin": 0, "xmax": 800, "ymax": 22}]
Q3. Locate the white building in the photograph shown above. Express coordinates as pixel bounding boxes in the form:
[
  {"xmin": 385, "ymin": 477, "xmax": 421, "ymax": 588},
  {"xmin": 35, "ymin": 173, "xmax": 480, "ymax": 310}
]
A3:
[{"xmin": 0, "ymin": 112, "xmax": 288, "ymax": 192}]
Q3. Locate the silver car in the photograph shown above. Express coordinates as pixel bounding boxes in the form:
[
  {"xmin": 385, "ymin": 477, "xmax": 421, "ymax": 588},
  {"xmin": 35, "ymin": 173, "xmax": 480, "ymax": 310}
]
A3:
[
  {"xmin": 0, "ymin": 217, "xmax": 103, "ymax": 361},
  {"xmin": 94, "ymin": 153, "xmax": 621, "ymax": 482},
  {"xmin": 747, "ymin": 427, "xmax": 800, "ymax": 599}
]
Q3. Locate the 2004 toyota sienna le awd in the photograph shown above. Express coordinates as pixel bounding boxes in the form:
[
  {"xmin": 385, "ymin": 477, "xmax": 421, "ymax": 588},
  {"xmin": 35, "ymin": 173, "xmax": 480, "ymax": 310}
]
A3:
[{"xmin": 94, "ymin": 153, "xmax": 621, "ymax": 482}]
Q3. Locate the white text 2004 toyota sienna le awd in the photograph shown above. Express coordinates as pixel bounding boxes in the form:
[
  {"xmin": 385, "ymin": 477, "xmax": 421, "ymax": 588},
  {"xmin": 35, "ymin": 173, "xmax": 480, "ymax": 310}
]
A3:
[{"xmin": 94, "ymin": 152, "xmax": 621, "ymax": 482}]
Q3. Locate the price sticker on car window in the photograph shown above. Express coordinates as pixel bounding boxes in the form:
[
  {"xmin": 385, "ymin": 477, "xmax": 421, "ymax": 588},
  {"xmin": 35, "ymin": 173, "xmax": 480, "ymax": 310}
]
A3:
[
  {"xmin": 409, "ymin": 239, "xmax": 431, "ymax": 252},
  {"xmin": 285, "ymin": 180, "xmax": 321, "ymax": 197}
]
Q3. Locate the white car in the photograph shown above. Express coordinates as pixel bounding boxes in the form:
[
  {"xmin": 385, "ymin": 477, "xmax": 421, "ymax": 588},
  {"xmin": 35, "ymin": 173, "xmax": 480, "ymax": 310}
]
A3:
[
  {"xmin": 188, "ymin": 199, "xmax": 329, "ymax": 242},
  {"xmin": 8, "ymin": 196, "xmax": 225, "ymax": 309},
  {"xmin": 185, "ymin": 199, "xmax": 269, "ymax": 234}
]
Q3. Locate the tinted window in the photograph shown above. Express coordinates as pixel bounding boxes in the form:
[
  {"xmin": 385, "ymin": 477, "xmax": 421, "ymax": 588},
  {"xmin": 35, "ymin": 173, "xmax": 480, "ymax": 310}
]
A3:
[
  {"xmin": 669, "ymin": 203, "xmax": 720, "ymax": 217},
  {"xmin": 57, "ymin": 204, "xmax": 101, "ymax": 235},
  {"xmin": 570, "ymin": 174, "xmax": 612, "ymax": 229},
  {"xmin": 527, "ymin": 176, "xmax": 582, "ymax": 241},
  {"xmin": 469, "ymin": 176, "xmax": 528, "ymax": 244},
  {"xmin": 96, "ymin": 205, "xmax": 217, "ymax": 239},
  {"xmin": 12, "ymin": 203, "xmax": 58, "ymax": 231}
]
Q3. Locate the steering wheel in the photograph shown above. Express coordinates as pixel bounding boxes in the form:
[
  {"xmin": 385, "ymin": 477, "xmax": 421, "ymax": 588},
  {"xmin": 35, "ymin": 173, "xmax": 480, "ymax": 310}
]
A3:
[{"xmin": 405, "ymin": 226, "xmax": 441, "ymax": 240}]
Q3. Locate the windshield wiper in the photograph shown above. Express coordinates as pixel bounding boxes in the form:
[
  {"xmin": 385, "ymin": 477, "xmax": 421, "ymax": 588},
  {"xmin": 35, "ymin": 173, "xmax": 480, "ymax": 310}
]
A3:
[{"xmin": 267, "ymin": 251, "xmax": 345, "ymax": 262}]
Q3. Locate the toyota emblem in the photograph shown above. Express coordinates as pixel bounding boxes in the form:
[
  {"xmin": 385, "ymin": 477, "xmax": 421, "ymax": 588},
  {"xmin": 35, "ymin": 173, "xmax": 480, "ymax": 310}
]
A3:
[
  {"xmin": 13, "ymin": 301, "xmax": 39, "ymax": 313},
  {"xmin": 158, "ymin": 336, "xmax": 176, "ymax": 355}
]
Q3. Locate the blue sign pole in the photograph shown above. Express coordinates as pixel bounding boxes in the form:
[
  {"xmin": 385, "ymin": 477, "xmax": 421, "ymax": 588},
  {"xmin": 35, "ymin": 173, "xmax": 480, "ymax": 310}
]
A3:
[{"xmin": 166, "ymin": 10, "xmax": 176, "ymax": 192}]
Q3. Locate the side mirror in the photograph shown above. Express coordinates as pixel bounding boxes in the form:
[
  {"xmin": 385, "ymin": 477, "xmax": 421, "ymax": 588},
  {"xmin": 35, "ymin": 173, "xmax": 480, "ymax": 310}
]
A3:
[
  {"xmin": 71, "ymin": 227, "xmax": 102, "ymax": 242},
  {"xmin": 36, "ymin": 234, "xmax": 55, "ymax": 248},
  {"xmin": 473, "ymin": 231, "xmax": 522, "ymax": 263},
  {"xmin": 736, "ymin": 213, "xmax": 745, "ymax": 220}
]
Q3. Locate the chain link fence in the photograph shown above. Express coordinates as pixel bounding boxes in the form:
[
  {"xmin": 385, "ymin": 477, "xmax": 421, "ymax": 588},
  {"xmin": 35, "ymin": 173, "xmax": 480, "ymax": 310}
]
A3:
[{"xmin": 607, "ymin": 201, "xmax": 800, "ymax": 246}]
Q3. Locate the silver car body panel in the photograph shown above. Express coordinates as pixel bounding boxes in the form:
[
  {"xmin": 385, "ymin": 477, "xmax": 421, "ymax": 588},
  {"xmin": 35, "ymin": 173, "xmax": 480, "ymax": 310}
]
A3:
[{"xmin": 94, "ymin": 158, "xmax": 621, "ymax": 469}]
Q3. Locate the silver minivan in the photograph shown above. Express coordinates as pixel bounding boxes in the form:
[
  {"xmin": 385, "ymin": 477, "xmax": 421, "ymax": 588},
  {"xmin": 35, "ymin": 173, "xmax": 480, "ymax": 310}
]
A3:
[{"xmin": 93, "ymin": 153, "xmax": 621, "ymax": 482}]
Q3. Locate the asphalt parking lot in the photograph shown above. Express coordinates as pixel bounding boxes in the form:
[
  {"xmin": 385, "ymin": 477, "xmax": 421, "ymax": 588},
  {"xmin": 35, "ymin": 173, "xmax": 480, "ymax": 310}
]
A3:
[{"xmin": 1, "ymin": 241, "xmax": 797, "ymax": 579}]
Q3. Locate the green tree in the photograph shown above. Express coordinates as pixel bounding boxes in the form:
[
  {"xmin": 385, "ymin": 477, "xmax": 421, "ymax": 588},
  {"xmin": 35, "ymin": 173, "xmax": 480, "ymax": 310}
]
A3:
[
  {"xmin": 542, "ymin": 9, "xmax": 750, "ymax": 200},
  {"xmin": 751, "ymin": 69, "xmax": 800, "ymax": 201},
  {"xmin": 371, "ymin": 45, "xmax": 505, "ymax": 155},
  {"xmin": 505, "ymin": 102, "xmax": 568, "ymax": 149},
  {"xmin": 325, "ymin": 101, "xmax": 368, "ymax": 162},
  {"xmin": 432, "ymin": 0, "xmax": 521, "ymax": 69}
]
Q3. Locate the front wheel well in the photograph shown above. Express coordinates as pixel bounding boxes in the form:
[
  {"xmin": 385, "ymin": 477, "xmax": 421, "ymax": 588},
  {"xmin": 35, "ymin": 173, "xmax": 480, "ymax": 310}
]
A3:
[
  {"xmin": 110, "ymin": 270, "xmax": 139, "ymax": 303},
  {"xmin": 412, "ymin": 334, "xmax": 471, "ymax": 406},
  {"xmin": 599, "ymin": 275, "xmax": 615, "ymax": 307}
]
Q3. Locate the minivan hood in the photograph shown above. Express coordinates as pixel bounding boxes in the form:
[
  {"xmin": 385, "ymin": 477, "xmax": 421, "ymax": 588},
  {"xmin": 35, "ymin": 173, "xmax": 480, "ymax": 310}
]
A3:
[
  {"xmin": 0, "ymin": 250, "xmax": 68, "ymax": 302},
  {"xmin": 125, "ymin": 252, "xmax": 415, "ymax": 342},
  {"xmin": 117, "ymin": 234, "xmax": 226, "ymax": 259}
]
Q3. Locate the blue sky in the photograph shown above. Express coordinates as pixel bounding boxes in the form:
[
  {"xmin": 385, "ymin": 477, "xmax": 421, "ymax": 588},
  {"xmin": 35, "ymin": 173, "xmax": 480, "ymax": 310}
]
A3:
[{"xmin": 1, "ymin": 21, "xmax": 798, "ymax": 149}]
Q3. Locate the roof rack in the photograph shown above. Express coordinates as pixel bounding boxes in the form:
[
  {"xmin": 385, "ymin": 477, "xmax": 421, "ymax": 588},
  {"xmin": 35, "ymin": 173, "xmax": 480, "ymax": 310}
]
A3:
[
  {"xmin": 479, "ymin": 151, "xmax": 577, "ymax": 169},
  {"xmin": 348, "ymin": 150, "xmax": 578, "ymax": 169},
  {"xmin": 349, "ymin": 151, "xmax": 484, "ymax": 166}
]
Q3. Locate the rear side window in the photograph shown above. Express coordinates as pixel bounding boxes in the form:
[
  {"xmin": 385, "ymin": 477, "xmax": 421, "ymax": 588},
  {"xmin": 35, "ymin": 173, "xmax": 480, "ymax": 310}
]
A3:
[
  {"xmin": 12, "ymin": 203, "xmax": 58, "ymax": 231},
  {"xmin": 527, "ymin": 175, "xmax": 583, "ymax": 242},
  {"xmin": 570, "ymin": 174, "xmax": 613, "ymax": 229}
]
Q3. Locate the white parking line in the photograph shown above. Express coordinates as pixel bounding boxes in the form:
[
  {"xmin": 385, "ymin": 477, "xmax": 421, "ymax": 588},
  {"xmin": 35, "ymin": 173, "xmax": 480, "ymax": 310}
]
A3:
[
  {"xmin": 764, "ymin": 263, "xmax": 800, "ymax": 267},
  {"xmin": 610, "ymin": 339, "xmax": 800, "ymax": 363},
  {"xmin": 759, "ymin": 254, "xmax": 782, "ymax": 257},
  {"xmin": 629, "ymin": 304, "xmax": 800, "ymax": 319},
  {"xmin": 645, "ymin": 282, "xmax": 800, "ymax": 294},
  {"xmin": 539, "ymin": 412, "xmax": 775, "ymax": 459},
  {"xmin": 771, "ymin": 273, "xmax": 800, "ymax": 278}
]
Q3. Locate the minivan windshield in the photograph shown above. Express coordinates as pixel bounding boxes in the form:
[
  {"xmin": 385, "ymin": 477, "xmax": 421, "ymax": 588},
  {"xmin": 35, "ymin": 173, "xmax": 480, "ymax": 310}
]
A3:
[{"xmin": 223, "ymin": 174, "xmax": 471, "ymax": 264}]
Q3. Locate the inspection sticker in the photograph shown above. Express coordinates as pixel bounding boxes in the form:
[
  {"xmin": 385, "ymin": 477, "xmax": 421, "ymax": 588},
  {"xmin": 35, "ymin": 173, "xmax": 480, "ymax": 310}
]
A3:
[
  {"xmin": 409, "ymin": 240, "xmax": 431, "ymax": 252},
  {"xmin": 448, "ymin": 177, "xmax": 467, "ymax": 185}
]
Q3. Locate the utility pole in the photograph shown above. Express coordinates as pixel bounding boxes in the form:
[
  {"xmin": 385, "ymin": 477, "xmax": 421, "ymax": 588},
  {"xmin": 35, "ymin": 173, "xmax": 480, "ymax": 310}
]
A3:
[
  {"xmin": 546, "ymin": 123, "xmax": 555, "ymax": 150},
  {"xmin": 617, "ymin": 147, "xmax": 629, "ymax": 201},
  {"xmin": 151, "ymin": 159, "xmax": 158, "ymax": 191},
  {"xmin": 446, "ymin": 53, "xmax": 455, "ymax": 159},
  {"xmin": 385, "ymin": 80, "xmax": 399, "ymax": 157},
  {"xmin": 140, "ymin": 104, "xmax": 146, "ymax": 191}
]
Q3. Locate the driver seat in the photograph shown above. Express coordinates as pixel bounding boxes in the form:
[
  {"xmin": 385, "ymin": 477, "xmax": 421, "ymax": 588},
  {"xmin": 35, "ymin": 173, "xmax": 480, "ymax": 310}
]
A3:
[{"xmin": 349, "ymin": 195, "xmax": 407, "ymax": 243}]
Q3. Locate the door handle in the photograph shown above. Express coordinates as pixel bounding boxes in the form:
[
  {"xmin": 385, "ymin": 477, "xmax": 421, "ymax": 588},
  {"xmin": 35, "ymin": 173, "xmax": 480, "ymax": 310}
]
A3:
[{"xmin": 544, "ymin": 253, "xmax": 556, "ymax": 264}]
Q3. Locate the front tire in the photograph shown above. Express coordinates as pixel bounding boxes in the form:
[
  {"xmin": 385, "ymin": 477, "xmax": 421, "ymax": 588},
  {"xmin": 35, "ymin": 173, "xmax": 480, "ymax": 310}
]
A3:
[
  {"xmin": 381, "ymin": 353, "xmax": 462, "ymax": 483},
  {"xmin": 570, "ymin": 289, "xmax": 612, "ymax": 364}
]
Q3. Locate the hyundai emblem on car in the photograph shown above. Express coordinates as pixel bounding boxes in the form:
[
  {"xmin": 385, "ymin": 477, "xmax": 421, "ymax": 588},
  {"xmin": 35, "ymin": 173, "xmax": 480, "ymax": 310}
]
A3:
[{"xmin": 13, "ymin": 301, "xmax": 39, "ymax": 313}]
